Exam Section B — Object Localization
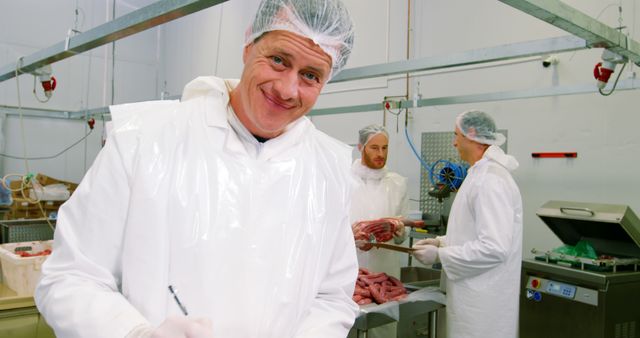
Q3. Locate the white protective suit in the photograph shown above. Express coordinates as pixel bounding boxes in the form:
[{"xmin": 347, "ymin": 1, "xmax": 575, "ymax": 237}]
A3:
[
  {"xmin": 438, "ymin": 145, "xmax": 523, "ymax": 338},
  {"xmin": 350, "ymin": 158, "xmax": 408, "ymax": 278},
  {"xmin": 35, "ymin": 76, "xmax": 359, "ymax": 338}
]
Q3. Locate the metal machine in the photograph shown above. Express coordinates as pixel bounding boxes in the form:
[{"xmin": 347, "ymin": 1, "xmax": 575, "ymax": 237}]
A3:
[{"xmin": 520, "ymin": 200, "xmax": 640, "ymax": 338}]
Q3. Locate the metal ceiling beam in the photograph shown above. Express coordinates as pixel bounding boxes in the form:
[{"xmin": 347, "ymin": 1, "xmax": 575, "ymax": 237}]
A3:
[
  {"xmin": 69, "ymin": 106, "xmax": 112, "ymax": 120},
  {"xmin": 0, "ymin": 105, "xmax": 119, "ymax": 120},
  {"xmin": 0, "ymin": 105, "xmax": 73, "ymax": 120},
  {"xmin": 65, "ymin": 36, "xmax": 590, "ymax": 119},
  {"xmin": 5, "ymin": 77, "xmax": 638, "ymax": 120},
  {"xmin": 330, "ymin": 35, "xmax": 586, "ymax": 83},
  {"xmin": 0, "ymin": 0, "xmax": 229, "ymax": 82},
  {"xmin": 309, "ymin": 78, "xmax": 640, "ymax": 116},
  {"xmin": 498, "ymin": 0, "xmax": 640, "ymax": 66}
]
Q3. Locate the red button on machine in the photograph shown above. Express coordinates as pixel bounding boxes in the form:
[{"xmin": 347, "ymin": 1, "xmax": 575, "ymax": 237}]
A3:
[{"xmin": 531, "ymin": 279, "xmax": 540, "ymax": 289}]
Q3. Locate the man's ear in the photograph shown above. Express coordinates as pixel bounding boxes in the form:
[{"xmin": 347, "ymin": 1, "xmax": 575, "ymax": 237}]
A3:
[
  {"xmin": 466, "ymin": 127, "xmax": 477, "ymax": 138},
  {"xmin": 357, "ymin": 144, "xmax": 363, "ymax": 152},
  {"xmin": 243, "ymin": 43, "xmax": 252, "ymax": 64}
]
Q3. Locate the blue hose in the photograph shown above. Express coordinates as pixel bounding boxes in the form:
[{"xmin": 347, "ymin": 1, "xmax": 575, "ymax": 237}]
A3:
[
  {"xmin": 404, "ymin": 126, "xmax": 431, "ymax": 173},
  {"xmin": 404, "ymin": 126, "xmax": 467, "ymax": 190}
]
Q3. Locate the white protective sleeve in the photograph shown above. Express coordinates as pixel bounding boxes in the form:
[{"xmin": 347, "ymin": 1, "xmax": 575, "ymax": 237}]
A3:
[
  {"xmin": 35, "ymin": 133, "xmax": 147, "ymax": 338},
  {"xmin": 294, "ymin": 214, "xmax": 359, "ymax": 337}
]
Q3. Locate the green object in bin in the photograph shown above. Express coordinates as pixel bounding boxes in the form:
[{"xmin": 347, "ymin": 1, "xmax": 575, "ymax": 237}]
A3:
[{"xmin": 552, "ymin": 240, "xmax": 598, "ymax": 259}]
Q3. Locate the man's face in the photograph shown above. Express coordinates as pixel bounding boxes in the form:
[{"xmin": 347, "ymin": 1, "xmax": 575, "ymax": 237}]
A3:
[
  {"xmin": 453, "ymin": 126, "xmax": 474, "ymax": 164},
  {"xmin": 231, "ymin": 30, "xmax": 332, "ymax": 139},
  {"xmin": 361, "ymin": 133, "xmax": 389, "ymax": 169}
]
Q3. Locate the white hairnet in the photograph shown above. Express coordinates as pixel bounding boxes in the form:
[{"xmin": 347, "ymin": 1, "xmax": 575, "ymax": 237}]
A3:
[
  {"xmin": 358, "ymin": 124, "xmax": 388, "ymax": 147},
  {"xmin": 245, "ymin": 0, "xmax": 355, "ymax": 79},
  {"xmin": 455, "ymin": 110, "xmax": 506, "ymax": 146}
]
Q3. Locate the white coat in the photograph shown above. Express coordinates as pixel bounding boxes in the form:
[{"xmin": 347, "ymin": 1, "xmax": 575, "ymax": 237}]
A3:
[
  {"xmin": 350, "ymin": 159, "xmax": 408, "ymax": 278},
  {"xmin": 35, "ymin": 76, "xmax": 359, "ymax": 338},
  {"xmin": 349, "ymin": 159, "xmax": 408, "ymax": 338},
  {"xmin": 438, "ymin": 145, "xmax": 523, "ymax": 338}
]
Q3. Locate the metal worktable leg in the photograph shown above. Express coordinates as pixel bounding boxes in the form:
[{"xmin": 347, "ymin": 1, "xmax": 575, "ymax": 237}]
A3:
[{"xmin": 429, "ymin": 310, "xmax": 438, "ymax": 338}]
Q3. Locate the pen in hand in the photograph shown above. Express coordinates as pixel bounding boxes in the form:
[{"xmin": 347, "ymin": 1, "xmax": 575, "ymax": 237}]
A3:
[{"xmin": 168, "ymin": 285, "xmax": 189, "ymax": 316}]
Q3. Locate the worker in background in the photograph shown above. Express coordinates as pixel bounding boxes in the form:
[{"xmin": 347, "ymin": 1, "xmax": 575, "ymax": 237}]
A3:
[
  {"xmin": 351, "ymin": 124, "xmax": 408, "ymax": 277},
  {"xmin": 349, "ymin": 124, "xmax": 408, "ymax": 338},
  {"xmin": 35, "ymin": 1, "xmax": 357, "ymax": 337},
  {"xmin": 412, "ymin": 110, "xmax": 523, "ymax": 338}
]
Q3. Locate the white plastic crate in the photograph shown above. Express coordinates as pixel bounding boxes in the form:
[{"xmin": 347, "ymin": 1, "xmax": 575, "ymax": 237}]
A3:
[{"xmin": 0, "ymin": 240, "xmax": 53, "ymax": 295}]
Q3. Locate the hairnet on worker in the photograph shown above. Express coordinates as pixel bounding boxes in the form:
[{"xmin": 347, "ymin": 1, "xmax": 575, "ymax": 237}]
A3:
[
  {"xmin": 456, "ymin": 110, "xmax": 506, "ymax": 146},
  {"xmin": 245, "ymin": 0, "xmax": 355, "ymax": 79},
  {"xmin": 358, "ymin": 124, "xmax": 389, "ymax": 147}
]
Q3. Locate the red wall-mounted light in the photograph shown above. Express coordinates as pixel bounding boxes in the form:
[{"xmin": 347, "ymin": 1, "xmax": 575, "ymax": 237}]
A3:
[{"xmin": 531, "ymin": 152, "xmax": 577, "ymax": 158}]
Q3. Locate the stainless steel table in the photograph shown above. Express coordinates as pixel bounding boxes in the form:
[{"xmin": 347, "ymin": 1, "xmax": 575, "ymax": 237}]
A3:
[{"xmin": 349, "ymin": 287, "xmax": 445, "ymax": 338}]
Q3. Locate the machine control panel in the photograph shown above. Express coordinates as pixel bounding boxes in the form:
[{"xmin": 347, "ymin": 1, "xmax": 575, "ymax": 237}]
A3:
[
  {"xmin": 526, "ymin": 276, "xmax": 598, "ymax": 306},
  {"xmin": 545, "ymin": 281, "xmax": 576, "ymax": 299}
]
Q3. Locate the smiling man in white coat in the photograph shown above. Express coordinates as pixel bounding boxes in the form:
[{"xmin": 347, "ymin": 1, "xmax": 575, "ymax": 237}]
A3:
[
  {"xmin": 35, "ymin": 1, "xmax": 359, "ymax": 337},
  {"xmin": 412, "ymin": 110, "xmax": 523, "ymax": 338}
]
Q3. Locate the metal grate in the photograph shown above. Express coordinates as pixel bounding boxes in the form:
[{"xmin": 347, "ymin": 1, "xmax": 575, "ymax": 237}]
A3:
[
  {"xmin": 614, "ymin": 321, "xmax": 636, "ymax": 338},
  {"xmin": 0, "ymin": 219, "xmax": 55, "ymax": 244},
  {"xmin": 419, "ymin": 130, "xmax": 508, "ymax": 216}
]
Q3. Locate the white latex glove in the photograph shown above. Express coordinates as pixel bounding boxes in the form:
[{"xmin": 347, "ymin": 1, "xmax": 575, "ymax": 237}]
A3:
[
  {"xmin": 412, "ymin": 243, "xmax": 439, "ymax": 265},
  {"xmin": 414, "ymin": 235, "xmax": 445, "ymax": 247},
  {"xmin": 128, "ymin": 316, "xmax": 214, "ymax": 338}
]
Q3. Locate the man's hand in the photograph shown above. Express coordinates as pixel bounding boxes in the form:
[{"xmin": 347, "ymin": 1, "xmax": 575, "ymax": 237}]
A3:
[
  {"xmin": 414, "ymin": 237, "xmax": 441, "ymax": 247},
  {"xmin": 352, "ymin": 217, "xmax": 412, "ymax": 249},
  {"xmin": 151, "ymin": 316, "xmax": 213, "ymax": 338},
  {"xmin": 412, "ymin": 243, "xmax": 439, "ymax": 265},
  {"xmin": 387, "ymin": 218, "xmax": 404, "ymax": 238},
  {"xmin": 352, "ymin": 221, "xmax": 374, "ymax": 251},
  {"xmin": 393, "ymin": 224, "xmax": 405, "ymax": 238}
]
